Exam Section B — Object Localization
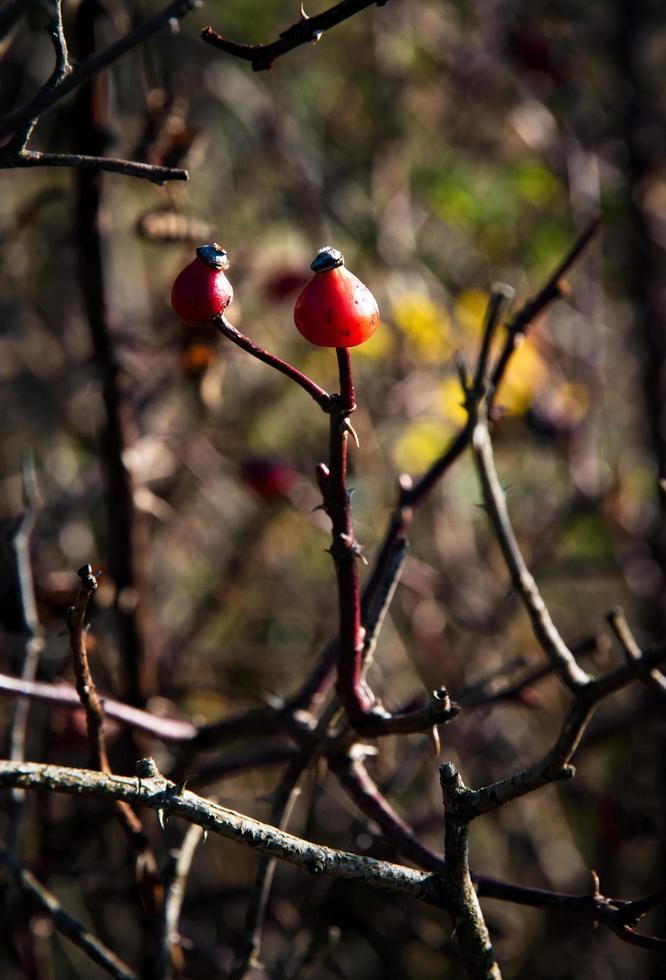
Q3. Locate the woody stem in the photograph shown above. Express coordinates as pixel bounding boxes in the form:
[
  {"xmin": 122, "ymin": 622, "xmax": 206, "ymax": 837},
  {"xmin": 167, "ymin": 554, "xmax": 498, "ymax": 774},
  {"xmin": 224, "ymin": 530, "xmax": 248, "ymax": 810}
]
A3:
[{"xmin": 328, "ymin": 349, "xmax": 370, "ymax": 720}]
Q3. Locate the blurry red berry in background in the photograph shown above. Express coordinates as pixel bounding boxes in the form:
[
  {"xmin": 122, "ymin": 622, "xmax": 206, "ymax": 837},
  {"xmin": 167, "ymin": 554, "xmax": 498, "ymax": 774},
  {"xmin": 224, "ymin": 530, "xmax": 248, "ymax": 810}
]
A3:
[
  {"xmin": 507, "ymin": 30, "xmax": 567, "ymax": 85},
  {"xmin": 294, "ymin": 246, "xmax": 379, "ymax": 348},
  {"xmin": 241, "ymin": 458, "xmax": 298, "ymax": 501},
  {"xmin": 171, "ymin": 243, "xmax": 233, "ymax": 326},
  {"xmin": 264, "ymin": 268, "xmax": 309, "ymax": 302},
  {"xmin": 180, "ymin": 341, "xmax": 217, "ymax": 377}
]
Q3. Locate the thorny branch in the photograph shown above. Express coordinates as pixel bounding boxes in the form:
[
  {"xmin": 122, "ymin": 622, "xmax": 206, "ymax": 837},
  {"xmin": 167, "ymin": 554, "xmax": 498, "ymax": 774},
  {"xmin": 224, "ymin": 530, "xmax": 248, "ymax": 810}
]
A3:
[
  {"xmin": 1, "ymin": 756, "xmax": 663, "ymax": 951},
  {"xmin": 202, "ymin": 0, "xmax": 389, "ymax": 72},
  {"xmin": 0, "ymin": 760, "xmax": 441, "ymax": 904},
  {"xmin": 281, "ymin": 220, "xmax": 600, "ymax": 733},
  {"xmin": 65, "ymin": 563, "xmax": 161, "ymax": 921},
  {"xmin": 67, "ymin": 563, "xmax": 108, "ymax": 770}
]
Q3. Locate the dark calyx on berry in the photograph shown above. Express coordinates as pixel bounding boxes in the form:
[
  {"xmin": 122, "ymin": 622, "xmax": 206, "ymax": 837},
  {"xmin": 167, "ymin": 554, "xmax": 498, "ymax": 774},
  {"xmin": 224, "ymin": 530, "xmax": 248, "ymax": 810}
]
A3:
[
  {"xmin": 196, "ymin": 243, "xmax": 230, "ymax": 270},
  {"xmin": 310, "ymin": 246, "xmax": 345, "ymax": 273}
]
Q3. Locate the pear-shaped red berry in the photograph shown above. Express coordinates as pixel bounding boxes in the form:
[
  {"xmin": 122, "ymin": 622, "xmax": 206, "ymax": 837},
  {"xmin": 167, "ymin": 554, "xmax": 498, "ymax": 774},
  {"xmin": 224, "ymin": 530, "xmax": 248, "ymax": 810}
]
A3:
[
  {"xmin": 171, "ymin": 243, "xmax": 233, "ymax": 326},
  {"xmin": 294, "ymin": 247, "xmax": 379, "ymax": 348}
]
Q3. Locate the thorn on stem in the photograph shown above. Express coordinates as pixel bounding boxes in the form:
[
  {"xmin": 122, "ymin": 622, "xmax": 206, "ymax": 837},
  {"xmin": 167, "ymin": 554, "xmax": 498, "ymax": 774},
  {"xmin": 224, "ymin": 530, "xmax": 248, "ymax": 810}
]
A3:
[{"xmin": 340, "ymin": 417, "xmax": 360, "ymax": 448}]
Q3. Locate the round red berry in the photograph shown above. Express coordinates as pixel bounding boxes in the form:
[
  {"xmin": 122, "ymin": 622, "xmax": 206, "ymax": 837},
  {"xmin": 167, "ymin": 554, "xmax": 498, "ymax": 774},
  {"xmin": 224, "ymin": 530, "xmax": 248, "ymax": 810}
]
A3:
[
  {"xmin": 171, "ymin": 243, "xmax": 233, "ymax": 326},
  {"xmin": 294, "ymin": 247, "xmax": 379, "ymax": 348}
]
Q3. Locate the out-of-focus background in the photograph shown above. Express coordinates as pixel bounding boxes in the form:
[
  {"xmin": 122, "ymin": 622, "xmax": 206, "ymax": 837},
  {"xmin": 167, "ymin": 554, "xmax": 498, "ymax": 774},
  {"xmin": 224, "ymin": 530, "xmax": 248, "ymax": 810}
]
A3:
[{"xmin": 1, "ymin": 1, "xmax": 665, "ymax": 977}]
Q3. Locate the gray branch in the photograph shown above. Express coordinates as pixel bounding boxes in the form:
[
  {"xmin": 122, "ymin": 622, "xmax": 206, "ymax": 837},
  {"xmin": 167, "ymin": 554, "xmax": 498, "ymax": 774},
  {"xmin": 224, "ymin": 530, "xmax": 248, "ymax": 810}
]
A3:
[
  {"xmin": 155, "ymin": 824, "xmax": 204, "ymax": 980},
  {"xmin": 440, "ymin": 765, "xmax": 502, "ymax": 979},
  {"xmin": 472, "ymin": 418, "xmax": 591, "ymax": 692},
  {"xmin": 0, "ymin": 760, "xmax": 442, "ymax": 906}
]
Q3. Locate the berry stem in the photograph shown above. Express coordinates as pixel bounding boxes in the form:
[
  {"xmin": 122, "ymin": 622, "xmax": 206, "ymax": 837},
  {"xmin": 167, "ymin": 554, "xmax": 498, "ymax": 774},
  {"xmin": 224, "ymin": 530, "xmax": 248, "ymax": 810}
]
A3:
[
  {"xmin": 215, "ymin": 314, "xmax": 334, "ymax": 411},
  {"xmin": 327, "ymin": 349, "xmax": 371, "ymax": 720}
]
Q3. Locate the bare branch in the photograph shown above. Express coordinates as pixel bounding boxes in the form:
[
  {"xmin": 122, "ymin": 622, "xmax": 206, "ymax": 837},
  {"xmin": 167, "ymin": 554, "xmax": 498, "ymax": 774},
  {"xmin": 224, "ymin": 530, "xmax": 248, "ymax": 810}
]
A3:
[
  {"xmin": 472, "ymin": 419, "xmax": 591, "ymax": 692},
  {"xmin": 5, "ymin": 453, "xmax": 44, "ymax": 854},
  {"xmin": 0, "ymin": 0, "xmax": 200, "ymax": 142},
  {"xmin": 66, "ymin": 565, "xmax": 161, "ymax": 914},
  {"xmin": 155, "ymin": 824, "xmax": 204, "ymax": 980},
  {"xmin": 201, "ymin": 0, "xmax": 388, "ymax": 71},
  {"xmin": 0, "ymin": 760, "xmax": 442, "ymax": 906},
  {"xmin": 452, "ymin": 644, "xmax": 666, "ymax": 819},
  {"xmin": 4, "ymin": 0, "xmax": 71, "ymax": 153},
  {"xmin": 488, "ymin": 215, "xmax": 602, "ymax": 408},
  {"xmin": 67, "ymin": 564, "xmax": 108, "ymax": 771},
  {"xmin": 331, "ymin": 752, "xmax": 445, "ymax": 873},
  {"xmin": 606, "ymin": 607, "xmax": 666, "ymax": 696},
  {"xmin": 0, "ymin": 673, "xmax": 197, "ymax": 741},
  {"xmin": 1, "ymin": 847, "xmax": 138, "ymax": 980},
  {"xmin": 0, "ymin": 149, "xmax": 188, "ymax": 184},
  {"xmin": 440, "ymin": 764, "xmax": 502, "ymax": 980}
]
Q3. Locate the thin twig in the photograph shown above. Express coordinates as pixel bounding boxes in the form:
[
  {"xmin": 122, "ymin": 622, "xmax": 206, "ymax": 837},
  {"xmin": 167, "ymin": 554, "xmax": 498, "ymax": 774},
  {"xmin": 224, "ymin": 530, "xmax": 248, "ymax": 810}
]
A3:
[
  {"xmin": 155, "ymin": 824, "xmax": 203, "ymax": 980},
  {"xmin": 488, "ymin": 215, "xmax": 602, "ymax": 409},
  {"xmin": 66, "ymin": 563, "xmax": 161, "ymax": 918},
  {"xmin": 0, "ymin": 150, "xmax": 187, "ymax": 184},
  {"xmin": 229, "ymin": 698, "xmax": 341, "ymax": 980},
  {"xmin": 459, "ymin": 636, "xmax": 600, "ymax": 708},
  {"xmin": 201, "ymin": 0, "xmax": 388, "ymax": 71},
  {"xmin": 5, "ymin": 454, "xmax": 44, "ymax": 854},
  {"xmin": 1, "ymin": 846, "xmax": 138, "ymax": 979},
  {"xmin": 606, "ymin": 607, "xmax": 666, "ymax": 696},
  {"xmin": 3, "ymin": 0, "xmax": 71, "ymax": 154},
  {"xmin": 0, "ymin": 0, "xmax": 200, "ymax": 141},
  {"xmin": 67, "ymin": 564, "xmax": 108, "ymax": 770},
  {"xmin": 472, "ymin": 418, "xmax": 591, "ymax": 693},
  {"xmin": 453, "ymin": 643, "xmax": 666, "ymax": 820}
]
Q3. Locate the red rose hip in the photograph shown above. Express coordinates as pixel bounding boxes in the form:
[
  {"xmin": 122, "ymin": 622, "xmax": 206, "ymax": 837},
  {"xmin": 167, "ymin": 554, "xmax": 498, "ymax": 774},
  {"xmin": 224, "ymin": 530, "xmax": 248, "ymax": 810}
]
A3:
[
  {"xmin": 171, "ymin": 243, "xmax": 233, "ymax": 326},
  {"xmin": 294, "ymin": 246, "xmax": 379, "ymax": 348}
]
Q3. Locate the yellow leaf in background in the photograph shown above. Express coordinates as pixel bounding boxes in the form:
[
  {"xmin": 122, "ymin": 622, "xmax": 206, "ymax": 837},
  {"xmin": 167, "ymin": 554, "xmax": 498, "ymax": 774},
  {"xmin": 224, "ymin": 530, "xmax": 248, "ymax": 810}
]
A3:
[
  {"xmin": 353, "ymin": 320, "xmax": 395, "ymax": 360},
  {"xmin": 494, "ymin": 338, "xmax": 549, "ymax": 415},
  {"xmin": 437, "ymin": 376, "xmax": 468, "ymax": 426},
  {"xmin": 393, "ymin": 419, "xmax": 452, "ymax": 472},
  {"xmin": 454, "ymin": 289, "xmax": 489, "ymax": 337},
  {"xmin": 392, "ymin": 293, "xmax": 452, "ymax": 363}
]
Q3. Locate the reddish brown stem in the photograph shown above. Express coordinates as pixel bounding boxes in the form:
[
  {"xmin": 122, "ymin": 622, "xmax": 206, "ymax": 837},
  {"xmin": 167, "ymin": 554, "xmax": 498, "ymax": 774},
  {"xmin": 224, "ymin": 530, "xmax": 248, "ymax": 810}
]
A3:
[
  {"xmin": 68, "ymin": 565, "xmax": 108, "ymax": 771},
  {"xmin": 216, "ymin": 315, "xmax": 334, "ymax": 411},
  {"xmin": 327, "ymin": 349, "xmax": 371, "ymax": 722}
]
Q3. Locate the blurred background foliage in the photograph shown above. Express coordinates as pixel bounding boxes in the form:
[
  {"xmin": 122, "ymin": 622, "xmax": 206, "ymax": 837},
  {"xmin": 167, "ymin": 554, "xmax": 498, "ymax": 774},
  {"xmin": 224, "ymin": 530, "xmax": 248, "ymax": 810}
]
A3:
[{"xmin": 1, "ymin": 0, "xmax": 665, "ymax": 977}]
